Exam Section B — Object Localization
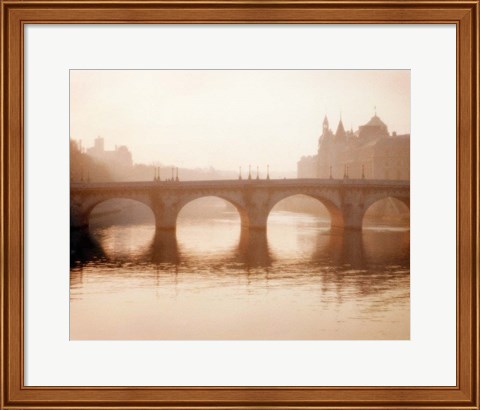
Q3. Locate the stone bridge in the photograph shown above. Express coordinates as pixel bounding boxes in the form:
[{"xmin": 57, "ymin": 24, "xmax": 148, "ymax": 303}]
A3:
[{"xmin": 71, "ymin": 178, "xmax": 409, "ymax": 232}]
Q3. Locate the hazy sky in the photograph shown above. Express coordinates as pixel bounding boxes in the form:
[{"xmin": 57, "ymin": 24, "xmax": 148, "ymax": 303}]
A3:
[{"xmin": 70, "ymin": 70, "xmax": 410, "ymax": 173}]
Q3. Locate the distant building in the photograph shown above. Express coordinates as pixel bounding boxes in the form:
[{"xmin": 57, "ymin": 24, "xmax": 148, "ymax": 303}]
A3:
[
  {"xmin": 87, "ymin": 137, "xmax": 133, "ymax": 169},
  {"xmin": 298, "ymin": 113, "xmax": 410, "ymax": 180},
  {"xmin": 297, "ymin": 155, "xmax": 317, "ymax": 178}
]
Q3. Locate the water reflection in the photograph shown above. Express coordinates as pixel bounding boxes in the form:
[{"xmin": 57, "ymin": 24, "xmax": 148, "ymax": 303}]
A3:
[
  {"xmin": 71, "ymin": 226, "xmax": 407, "ymax": 272},
  {"xmin": 70, "ymin": 213, "xmax": 409, "ymax": 340},
  {"xmin": 148, "ymin": 230, "xmax": 180, "ymax": 264},
  {"xmin": 236, "ymin": 229, "xmax": 272, "ymax": 268},
  {"xmin": 70, "ymin": 229, "xmax": 106, "ymax": 267},
  {"xmin": 313, "ymin": 229, "xmax": 365, "ymax": 268}
]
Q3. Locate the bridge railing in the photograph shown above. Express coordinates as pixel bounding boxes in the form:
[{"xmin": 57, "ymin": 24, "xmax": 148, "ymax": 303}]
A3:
[{"xmin": 70, "ymin": 178, "xmax": 410, "ymax": 191}]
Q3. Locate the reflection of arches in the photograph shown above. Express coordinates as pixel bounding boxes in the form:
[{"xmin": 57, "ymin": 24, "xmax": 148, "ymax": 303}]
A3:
[
  {"xmin": 312, "ymin": 229, "xmax": 409, "ymax": 269},
  {"xmin": 362, "ymin": 229, "xmax": 410, "ymax": 266},
  {"xmin": 70, "ymin": 228, "xmax": 106, "ymax": 267},
  {"xmin": 86, "ymin": 198, "xmax": 155, "ymax": 227},
  {"xmin": 267, "ymin": 193, "xmax": 343, "ymax": 229},
  {"xmin": 236, "ymin": 228, "xmax": 272, "ymax": 268},
  {"xmin": 148, "ymin": 230, "xmax": 180, "ymax": 264},
  {"xmin": 176, "ymin": 195, "xmax": 247, "ymax": 227},
  {"xmin": 69, "ymin": 226, "xmax": 180, "ymax": 266},
  {"xmin": 313, "ymin": 230, "xmax": 365, "ymax": 269},
  {"xmin": 363, "ymin": 196, "xmax": 410, "ymax": 228}
]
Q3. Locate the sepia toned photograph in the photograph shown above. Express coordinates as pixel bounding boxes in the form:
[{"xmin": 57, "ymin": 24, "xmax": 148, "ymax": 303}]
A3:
[{"xmin": 70, "ymin": 69, "xmax": 410, "ymax": 340}]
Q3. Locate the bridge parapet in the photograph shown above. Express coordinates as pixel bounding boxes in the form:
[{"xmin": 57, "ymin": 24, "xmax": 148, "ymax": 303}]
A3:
[{"xmin": 71, "ymin": 178, "xmax": 409, "ymax": 191}]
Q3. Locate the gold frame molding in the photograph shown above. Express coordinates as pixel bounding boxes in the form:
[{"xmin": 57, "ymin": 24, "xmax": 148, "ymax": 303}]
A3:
[{"xmin": 1, "ymin": 1, "xmax": 478, "ymax": 409}]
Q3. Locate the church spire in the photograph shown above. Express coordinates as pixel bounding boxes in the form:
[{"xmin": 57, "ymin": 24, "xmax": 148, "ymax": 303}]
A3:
[
  {"xmin": 335, "ymin": 118, "xmax": 346, "ymax": 140},
  {"xmin": 322, "ymin": 115, "xmax": 330, "ymax": 136}
]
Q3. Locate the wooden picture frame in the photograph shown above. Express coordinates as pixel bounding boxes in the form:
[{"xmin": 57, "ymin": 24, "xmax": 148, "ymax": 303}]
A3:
[{"xmin": 1, "ymin": 1, "xmax": 478, "ymax": 408}]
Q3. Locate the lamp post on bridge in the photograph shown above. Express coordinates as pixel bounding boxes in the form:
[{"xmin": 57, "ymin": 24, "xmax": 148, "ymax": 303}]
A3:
[{"xmin": 153, "ymin": 165, "xmax": 162, "ymax": 182}]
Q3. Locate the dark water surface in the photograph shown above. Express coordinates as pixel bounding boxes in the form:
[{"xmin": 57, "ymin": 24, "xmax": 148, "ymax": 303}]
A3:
[{"xmin": 70, "ymin": 211, "xmax": 410, "ymax": 340}]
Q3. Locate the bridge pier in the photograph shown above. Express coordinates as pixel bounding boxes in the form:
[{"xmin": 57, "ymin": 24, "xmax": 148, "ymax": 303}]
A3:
[
  {"xmin": 152, "ymin": 200, "xmax": 180, "ymax": 231},
  {"xmin": 244, "ymin": 209, "xmax": 269, "ymax": 230},
  {"xmin": 338, "ymin": 204, "xmax": 365, "ymax": 231}
]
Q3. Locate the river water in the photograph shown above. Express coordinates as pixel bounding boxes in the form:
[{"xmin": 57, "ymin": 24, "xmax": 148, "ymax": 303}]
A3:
[{"xmin": 70, "ymin": 211, "xmax": 410, "ymax": 340}]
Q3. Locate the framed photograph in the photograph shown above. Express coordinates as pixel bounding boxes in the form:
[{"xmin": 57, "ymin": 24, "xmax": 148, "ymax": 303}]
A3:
[{"xmin": 1, "ymin": 1, "xmax": 478, "ymax": 409}]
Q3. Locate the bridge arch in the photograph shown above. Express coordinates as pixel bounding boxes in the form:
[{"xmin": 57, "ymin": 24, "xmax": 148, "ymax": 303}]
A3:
[
  {"xmin": 175, "ymin": 194, "xmax": 249, "ymax": 228},
  {"xmin": 86, "ymin": 197, "xmax": 156, "ymax": 228},
  {"xmin": 266, "ymin": 193, "xmax": 344, "ymax": 229},
  {"xmin": 362, "ymin": 195, "xmax": 410, "ymax": 229},
  {"xmin": 175, "ymin": 196, "xmax": 244, "ymax": 255},
  {"xmin": 364, "ymin": 193, "xmax": 410, "ymax": 211}
]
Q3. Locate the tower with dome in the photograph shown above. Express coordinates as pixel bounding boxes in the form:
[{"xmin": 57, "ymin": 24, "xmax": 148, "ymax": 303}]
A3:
[{"xmin": 297, "ymin": 112, "xmax": 410, "ymax": 180}]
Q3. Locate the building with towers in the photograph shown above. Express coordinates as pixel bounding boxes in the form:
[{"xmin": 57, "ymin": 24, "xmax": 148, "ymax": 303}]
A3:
[
  {"xmin": 86, "ymin": 136, "xmax": 133, "ymax": 169},
  {"xmin": 297, "ymin": 112, "xmax": 410, "ymax": 180}
]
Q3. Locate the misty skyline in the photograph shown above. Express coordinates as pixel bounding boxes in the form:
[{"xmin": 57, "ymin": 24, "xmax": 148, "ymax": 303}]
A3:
[{"xmin": 70, "ymin": 70, "xmax": 410, "ymax": 172}]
